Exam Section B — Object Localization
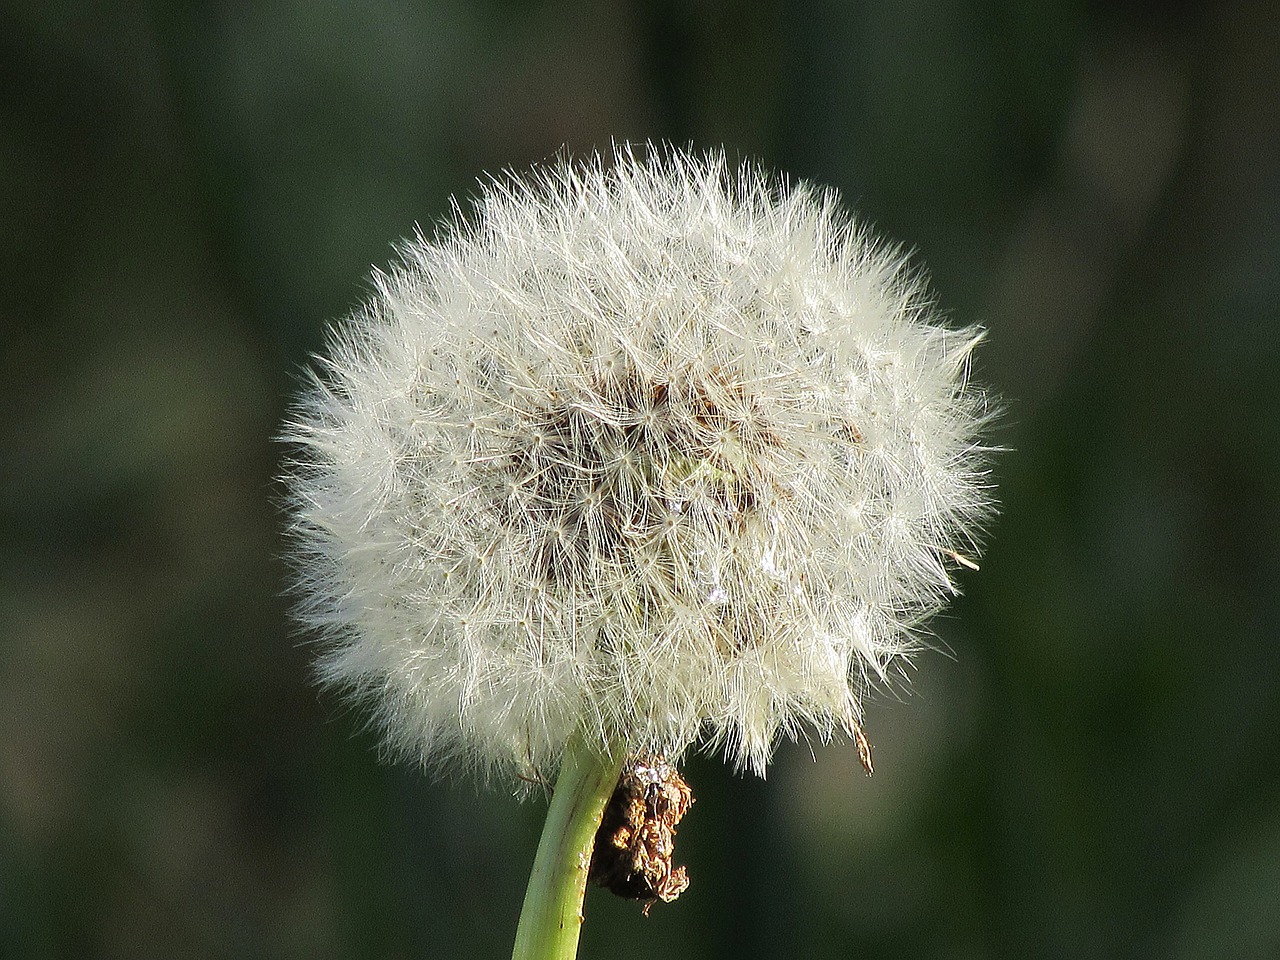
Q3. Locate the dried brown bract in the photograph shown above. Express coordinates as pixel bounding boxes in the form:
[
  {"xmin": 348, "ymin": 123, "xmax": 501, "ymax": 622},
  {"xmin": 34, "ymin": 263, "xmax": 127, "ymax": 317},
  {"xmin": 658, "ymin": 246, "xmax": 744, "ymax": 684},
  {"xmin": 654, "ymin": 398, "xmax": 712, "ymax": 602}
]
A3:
[
  {"xmin": 853, "ymin": 720, "xmax": 874, "ymax": 776},
  {"xmin": 590, "ymin": 754, "xmax": 693, "ymax": 914}
]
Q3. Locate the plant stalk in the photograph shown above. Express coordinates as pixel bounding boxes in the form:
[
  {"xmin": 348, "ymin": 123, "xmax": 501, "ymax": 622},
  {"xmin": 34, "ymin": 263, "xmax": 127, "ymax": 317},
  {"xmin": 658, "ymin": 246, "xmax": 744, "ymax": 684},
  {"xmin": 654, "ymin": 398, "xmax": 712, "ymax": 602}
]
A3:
[{"xmin": 511, "ymin": 736, "xmax": 625, "ymax": 960}]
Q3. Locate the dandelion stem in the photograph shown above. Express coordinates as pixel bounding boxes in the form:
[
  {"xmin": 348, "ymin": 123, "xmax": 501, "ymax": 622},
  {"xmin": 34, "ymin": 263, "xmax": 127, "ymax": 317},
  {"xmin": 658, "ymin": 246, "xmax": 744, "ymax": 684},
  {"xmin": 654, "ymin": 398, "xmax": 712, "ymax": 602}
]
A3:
[{"xmin": 511, "ymin": 735, "xmax": 625, "ymax": 960}]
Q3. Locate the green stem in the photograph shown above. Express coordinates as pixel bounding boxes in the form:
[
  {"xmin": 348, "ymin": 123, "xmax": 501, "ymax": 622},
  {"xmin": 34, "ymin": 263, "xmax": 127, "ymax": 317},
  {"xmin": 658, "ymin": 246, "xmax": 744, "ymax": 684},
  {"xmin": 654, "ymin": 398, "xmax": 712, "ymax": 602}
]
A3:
[{"xmin": 511, "ymin": 736, "xmax": 625, "ymax": 960}]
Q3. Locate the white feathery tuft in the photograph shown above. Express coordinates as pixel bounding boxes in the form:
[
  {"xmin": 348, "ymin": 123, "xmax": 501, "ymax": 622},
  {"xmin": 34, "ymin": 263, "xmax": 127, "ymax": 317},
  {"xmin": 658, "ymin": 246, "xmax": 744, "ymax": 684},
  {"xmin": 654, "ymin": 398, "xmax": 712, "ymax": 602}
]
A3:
[{"xmin": 281, "ymin": 145, "xmax": 995, "ymax": 779}]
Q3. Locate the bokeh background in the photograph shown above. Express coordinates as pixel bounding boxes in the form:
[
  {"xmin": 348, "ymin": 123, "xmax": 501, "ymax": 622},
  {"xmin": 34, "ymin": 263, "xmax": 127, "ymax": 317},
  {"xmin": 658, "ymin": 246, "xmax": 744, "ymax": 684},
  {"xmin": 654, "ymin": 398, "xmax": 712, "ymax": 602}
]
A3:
[{"xmin": 4, "ymin": 0, "xmax": 1279, "ymax": 957}]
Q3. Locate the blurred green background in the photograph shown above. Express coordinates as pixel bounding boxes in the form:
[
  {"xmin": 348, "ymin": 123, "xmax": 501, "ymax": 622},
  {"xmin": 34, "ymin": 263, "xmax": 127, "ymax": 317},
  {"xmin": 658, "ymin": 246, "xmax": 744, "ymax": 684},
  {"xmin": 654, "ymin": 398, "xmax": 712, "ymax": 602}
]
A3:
[{"xmin": 3, "ymin": 0, "xmax": 1278, "ymax": 957}]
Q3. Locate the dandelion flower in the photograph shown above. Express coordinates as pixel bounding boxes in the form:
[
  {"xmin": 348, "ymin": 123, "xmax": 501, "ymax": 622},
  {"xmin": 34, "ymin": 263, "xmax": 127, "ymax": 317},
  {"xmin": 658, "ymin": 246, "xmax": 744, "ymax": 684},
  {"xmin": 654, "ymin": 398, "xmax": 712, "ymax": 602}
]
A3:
[{"xmin": 282, "ymin": 146, "xmax": 993, "ymax": 784}]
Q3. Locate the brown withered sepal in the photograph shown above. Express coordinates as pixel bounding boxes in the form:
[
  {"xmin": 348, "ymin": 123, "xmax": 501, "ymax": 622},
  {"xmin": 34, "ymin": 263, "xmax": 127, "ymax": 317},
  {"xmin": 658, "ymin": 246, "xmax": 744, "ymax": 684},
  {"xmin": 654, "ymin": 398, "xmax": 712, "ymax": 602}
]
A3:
[{"xmin": 589, "ymin": 754, "xmax": 693, "ymax": 914}]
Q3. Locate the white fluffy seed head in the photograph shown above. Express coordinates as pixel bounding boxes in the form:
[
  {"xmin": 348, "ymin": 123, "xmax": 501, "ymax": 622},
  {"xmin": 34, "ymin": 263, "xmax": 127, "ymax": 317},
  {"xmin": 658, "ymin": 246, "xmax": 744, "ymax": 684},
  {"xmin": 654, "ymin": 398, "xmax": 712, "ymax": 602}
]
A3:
[{"xmin": 282, "ymin": 146, "xmax": 995, "ymax": 780}]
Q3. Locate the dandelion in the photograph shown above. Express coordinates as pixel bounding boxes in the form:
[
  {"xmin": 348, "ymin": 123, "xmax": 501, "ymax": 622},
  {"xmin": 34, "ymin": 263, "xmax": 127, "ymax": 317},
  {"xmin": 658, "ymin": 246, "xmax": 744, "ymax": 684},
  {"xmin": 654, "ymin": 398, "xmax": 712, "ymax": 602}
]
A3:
[{"xmin": 281, "ymin": 145, "xmax": 994, "ymax": 959}]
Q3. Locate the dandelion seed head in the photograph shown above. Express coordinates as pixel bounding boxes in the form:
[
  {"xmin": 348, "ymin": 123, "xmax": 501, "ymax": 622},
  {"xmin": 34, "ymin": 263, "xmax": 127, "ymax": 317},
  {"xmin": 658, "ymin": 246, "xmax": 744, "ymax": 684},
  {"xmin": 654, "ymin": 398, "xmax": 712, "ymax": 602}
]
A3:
[{"xmin": 282, "ymin": 146, "xmax": 995, "ymax": 779}]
